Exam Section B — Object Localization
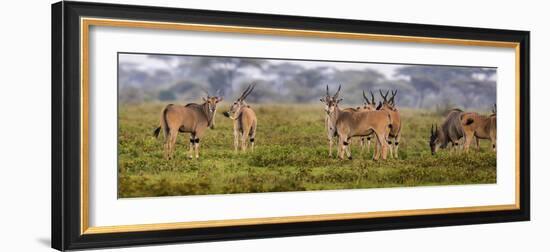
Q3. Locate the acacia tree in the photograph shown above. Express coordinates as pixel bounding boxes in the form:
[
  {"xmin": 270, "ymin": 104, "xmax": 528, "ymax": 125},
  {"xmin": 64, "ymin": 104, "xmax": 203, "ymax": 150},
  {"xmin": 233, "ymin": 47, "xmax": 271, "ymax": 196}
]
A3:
[
  {"xmin": 190, "ymin": 58, "xmax": 266, "ymax": 96},
  {"xmin": 409, "ymin": 76, "xmax": 440, "ymax": 108},
  {"xmin": 395, "ymin": 66, "xmax": 496, "ymax": 108}
]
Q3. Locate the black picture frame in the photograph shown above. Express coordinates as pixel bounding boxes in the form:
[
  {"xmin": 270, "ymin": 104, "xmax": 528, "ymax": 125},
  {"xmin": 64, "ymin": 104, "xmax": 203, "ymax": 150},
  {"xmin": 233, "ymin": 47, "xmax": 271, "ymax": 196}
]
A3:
[{"xmin": 52, "ymin": 1, "xmax": 530, "ymax": 251}]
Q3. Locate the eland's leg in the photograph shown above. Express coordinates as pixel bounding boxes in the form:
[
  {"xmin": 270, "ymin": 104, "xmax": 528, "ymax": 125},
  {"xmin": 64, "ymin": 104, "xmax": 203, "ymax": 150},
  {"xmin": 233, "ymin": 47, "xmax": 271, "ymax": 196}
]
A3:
[
  {"xmin": 448, "ymin": 140, "xmax": 456, "ymax": 154},
  {"xmin": 393, "ymin": 142, "xmax": 398, "ymax": 158},
  {"xmin": 372, "ymin": 137, "xmax": 381, "ymax": 160},
  {"xmin": 249, "ymin": 122, "xmax": 256, "ymax": 151},
  {"xmin": 338, "ymin": 135, "xmax": 348, "ymax": 160},
  {"xmin": 393, "ymin": 135, "xmax": 400, "ymax": 158},
  {"xmin": 194, "ymin": 138, "xmax": 200, "ymax": 159},
  {"xmin": 241, "ymin": 128, "xmax": 250, "ymax": 152},
  {"xmin": 233, "ymin": 120, "xmax": 241, "ymax": 152},
  {"xmin": 188, "ymin": 137, "xmax": 194, "ymax": 159},
  {"xmin": 464, "ymin": 132, "xmax": 474, "ymax": 153},
  {"xmin": 387, "ymin": 139, "xmax": 393, "ymax": 158},
  {"xmin": 336, "ymin": 136, "xmax": 343, "ymax": 158},
  {"xmin": 373, "ymin": 140, "xmax": 381, "ymax": 161},
  {"xmin": 188, "ymin": 133, "xmax": 197, "ymax": 159},
  {"xmin": 163, "ymin": 139, "xmax": 171, "ymax": 160},
  {"xmin": 449, "ymin": 142, "xmax": 456, "ymax": 154},
  {"xmin": 345, "ymin": 138, "xmax": 353, "ymax": 160},
  {"xmin": 163, "ymin": 130, "xmax": 170, "ymax": 160},
  {"xmin": 168, "ymin": 129, "xmax": 178, "ymax": 160},
  {"xmin": 329, "ymin": 138, "xmax": 333, "ymax": 157},
  {"xmin": 233, "ymin": 128, "xmax": 239, "ymax": 152},
  {"xmin": 373, "ymin": 134, "xmax": 381, "ymax": 161},
  {"xmin": 374, "ymin": 132, "xmax": 388, "ymax": 160},
  {"xmin": 367, "ymin": 136, "xmax": 371, "ymax": 153}
]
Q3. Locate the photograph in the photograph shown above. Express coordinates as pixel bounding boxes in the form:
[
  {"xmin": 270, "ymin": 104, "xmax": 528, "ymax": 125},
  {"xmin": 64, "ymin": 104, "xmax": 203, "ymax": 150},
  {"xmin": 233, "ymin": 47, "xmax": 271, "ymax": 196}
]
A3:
[
  {"xmin": 117, "ymin": 52, "xmax": 498, "ymax": 198},
  {"xmin": 48, "ymin": 1, "xmax": 532, "ymax": 250}
]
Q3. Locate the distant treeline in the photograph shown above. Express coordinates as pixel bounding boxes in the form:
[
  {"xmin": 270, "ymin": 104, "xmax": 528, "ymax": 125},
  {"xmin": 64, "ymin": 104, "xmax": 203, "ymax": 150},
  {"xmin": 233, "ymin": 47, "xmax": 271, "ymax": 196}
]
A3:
[{"xmin": 119, "ymin": 55, "xmax": 496, "ymax": 110}]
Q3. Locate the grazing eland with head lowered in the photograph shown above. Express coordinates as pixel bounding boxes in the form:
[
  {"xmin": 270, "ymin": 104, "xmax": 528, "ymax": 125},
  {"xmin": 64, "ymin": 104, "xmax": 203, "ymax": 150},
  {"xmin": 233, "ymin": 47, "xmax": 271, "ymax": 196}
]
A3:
[{"xmin": 429, "ymin": 108, "xmax": 465, "ymax": 155}]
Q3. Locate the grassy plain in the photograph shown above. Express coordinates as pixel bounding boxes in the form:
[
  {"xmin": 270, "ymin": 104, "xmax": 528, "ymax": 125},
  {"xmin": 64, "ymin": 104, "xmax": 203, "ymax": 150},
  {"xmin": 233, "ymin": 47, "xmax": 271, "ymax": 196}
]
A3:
[{"xmin": 118, "ymin": 103, "xmax": 496, "ymax": 198}]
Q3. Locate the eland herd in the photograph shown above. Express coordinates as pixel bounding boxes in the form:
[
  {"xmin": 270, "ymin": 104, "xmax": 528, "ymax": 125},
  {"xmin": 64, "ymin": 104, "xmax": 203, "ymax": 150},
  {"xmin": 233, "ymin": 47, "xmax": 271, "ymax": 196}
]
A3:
[{"xmin": 153, "ymin": 84, "xmax": 497, "ymax": 160}]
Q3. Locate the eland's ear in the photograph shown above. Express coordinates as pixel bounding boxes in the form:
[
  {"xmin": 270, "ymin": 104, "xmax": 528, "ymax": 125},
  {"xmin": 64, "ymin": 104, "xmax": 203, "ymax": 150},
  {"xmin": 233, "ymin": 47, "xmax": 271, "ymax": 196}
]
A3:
[
  {"xmin": 217, "ymin": 97, "xmax": 223, "ymax": 103},
  {"xmin": 202, "ymin": 97, "xmax": 207, "ymax": 102},
  {"xmin": 320, "ymin": 98, "xmax": 325, "ymax": 103},
  {"xmin": 336, "ymin": 98, "xmax": 343, "ymax": 103}
]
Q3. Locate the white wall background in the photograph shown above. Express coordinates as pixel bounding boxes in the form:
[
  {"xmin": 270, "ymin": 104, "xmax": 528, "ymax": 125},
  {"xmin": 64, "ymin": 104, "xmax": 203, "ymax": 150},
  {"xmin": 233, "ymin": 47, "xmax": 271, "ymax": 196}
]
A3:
[{"xmin": 0, "ymin": 0, "xmax": 546, "ymax": 251}]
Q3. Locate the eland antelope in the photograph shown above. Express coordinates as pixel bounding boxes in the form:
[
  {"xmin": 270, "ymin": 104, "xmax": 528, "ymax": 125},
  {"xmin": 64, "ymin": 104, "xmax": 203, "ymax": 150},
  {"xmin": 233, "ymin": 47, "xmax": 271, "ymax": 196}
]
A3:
[
  {"xmin": 153, "ymin": 91, "xmax": 223, "ymax": 160},
  {"xmin": 324, "ymin": 88, "xmax": 392, "ymax": 160},
  {"xmin": 460, "ymin": 107, "xmax": 497, "ymax": 152},
  {"xmin": 429, "ymin": 108, "xmax": 465, "ymax": 155},
  {"xmin": 358, "ymin": 90, "xmax": 377, "ymax": 153},
  {"xmin": 320, "ymin": 85, "xmax": 343, "ymax": 157},
  {"xmin": 223, "ymin": 84, "xmax": 258, "ymax": 152},
  {"xmin": 320, "ymin": 85, "xmax": 361, "ymax": 157},
  {"xmin": 378, "ymin": 90, "xmax": 402, "ymax": 158}
]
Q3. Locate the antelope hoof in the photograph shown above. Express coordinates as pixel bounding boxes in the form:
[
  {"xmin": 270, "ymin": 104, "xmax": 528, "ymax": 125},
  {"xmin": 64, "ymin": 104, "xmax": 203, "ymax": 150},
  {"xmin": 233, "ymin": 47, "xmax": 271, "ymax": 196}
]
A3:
[{"xmin": 348, "ymin": 156, "xmax": 353, "ymax": 160}]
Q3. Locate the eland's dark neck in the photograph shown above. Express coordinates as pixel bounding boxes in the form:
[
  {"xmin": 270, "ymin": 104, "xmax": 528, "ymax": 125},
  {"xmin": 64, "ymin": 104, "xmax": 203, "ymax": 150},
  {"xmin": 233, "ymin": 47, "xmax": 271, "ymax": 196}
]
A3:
[{"xmin": 438, "ymin": 129, "xmax": 450, "ymax": 148}]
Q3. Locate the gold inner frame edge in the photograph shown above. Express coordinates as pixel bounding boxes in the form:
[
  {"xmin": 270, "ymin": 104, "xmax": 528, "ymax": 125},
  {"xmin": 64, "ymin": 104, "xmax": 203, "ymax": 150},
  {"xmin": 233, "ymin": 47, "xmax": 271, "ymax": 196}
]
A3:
[{"xmin": 80, "ymin": 17, "xmax": 522, "ymax": 235}]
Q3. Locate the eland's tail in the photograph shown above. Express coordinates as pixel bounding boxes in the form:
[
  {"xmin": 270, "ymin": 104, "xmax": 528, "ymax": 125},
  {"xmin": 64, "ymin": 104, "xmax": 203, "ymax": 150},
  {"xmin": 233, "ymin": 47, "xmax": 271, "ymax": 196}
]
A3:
[
  {"xmin": 460, "ymin": 113, "xmax": 475, "ymax": 126},
  {"xmin": 154, "ymin": 104, "xmax": 173, "ymax": 139},
  {"xmin": 153, "ymin": 127, "xmax": 161, "ymax": 138}
]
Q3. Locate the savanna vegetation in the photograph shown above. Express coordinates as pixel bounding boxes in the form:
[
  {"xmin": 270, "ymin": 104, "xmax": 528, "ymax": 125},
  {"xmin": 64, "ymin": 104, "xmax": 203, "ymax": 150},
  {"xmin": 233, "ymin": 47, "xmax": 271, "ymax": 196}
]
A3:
[{"xmin": 118, "ymin": 103, "xmax": 496, "ymax": 198}]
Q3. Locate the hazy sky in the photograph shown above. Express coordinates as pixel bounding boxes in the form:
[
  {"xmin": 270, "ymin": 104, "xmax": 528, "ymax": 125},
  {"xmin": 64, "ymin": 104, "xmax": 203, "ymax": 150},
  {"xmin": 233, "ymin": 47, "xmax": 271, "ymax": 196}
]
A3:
[
  {"xmin": 118, "ymin": 53, "xmax": 497, "ymax": 109},
  {"xmin": 119, "ymin": 53, "xmax": 402, "ymax": 79}
]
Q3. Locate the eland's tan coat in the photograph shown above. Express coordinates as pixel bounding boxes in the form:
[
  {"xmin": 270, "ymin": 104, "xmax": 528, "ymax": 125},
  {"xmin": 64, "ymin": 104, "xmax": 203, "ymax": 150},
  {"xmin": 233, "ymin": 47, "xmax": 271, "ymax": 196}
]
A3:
[{"xmin": 154, "ymin": 94, "xmax": 222, "ymax": 159}]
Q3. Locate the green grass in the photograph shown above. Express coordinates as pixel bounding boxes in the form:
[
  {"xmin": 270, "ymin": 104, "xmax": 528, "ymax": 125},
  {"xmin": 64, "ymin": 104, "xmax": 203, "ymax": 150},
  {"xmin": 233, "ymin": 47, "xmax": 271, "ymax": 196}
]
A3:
[{"xmin": 118, "ymin": 103, "xmax": 496, "ymax": 198}]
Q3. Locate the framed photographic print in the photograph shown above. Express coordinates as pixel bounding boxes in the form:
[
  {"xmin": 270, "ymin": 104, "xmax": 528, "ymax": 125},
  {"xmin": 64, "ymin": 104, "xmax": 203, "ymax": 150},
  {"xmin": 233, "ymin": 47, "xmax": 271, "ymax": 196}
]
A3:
[{"xmin": 51, "ymin": 1, "xmax": 530, "ymax": 250}]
